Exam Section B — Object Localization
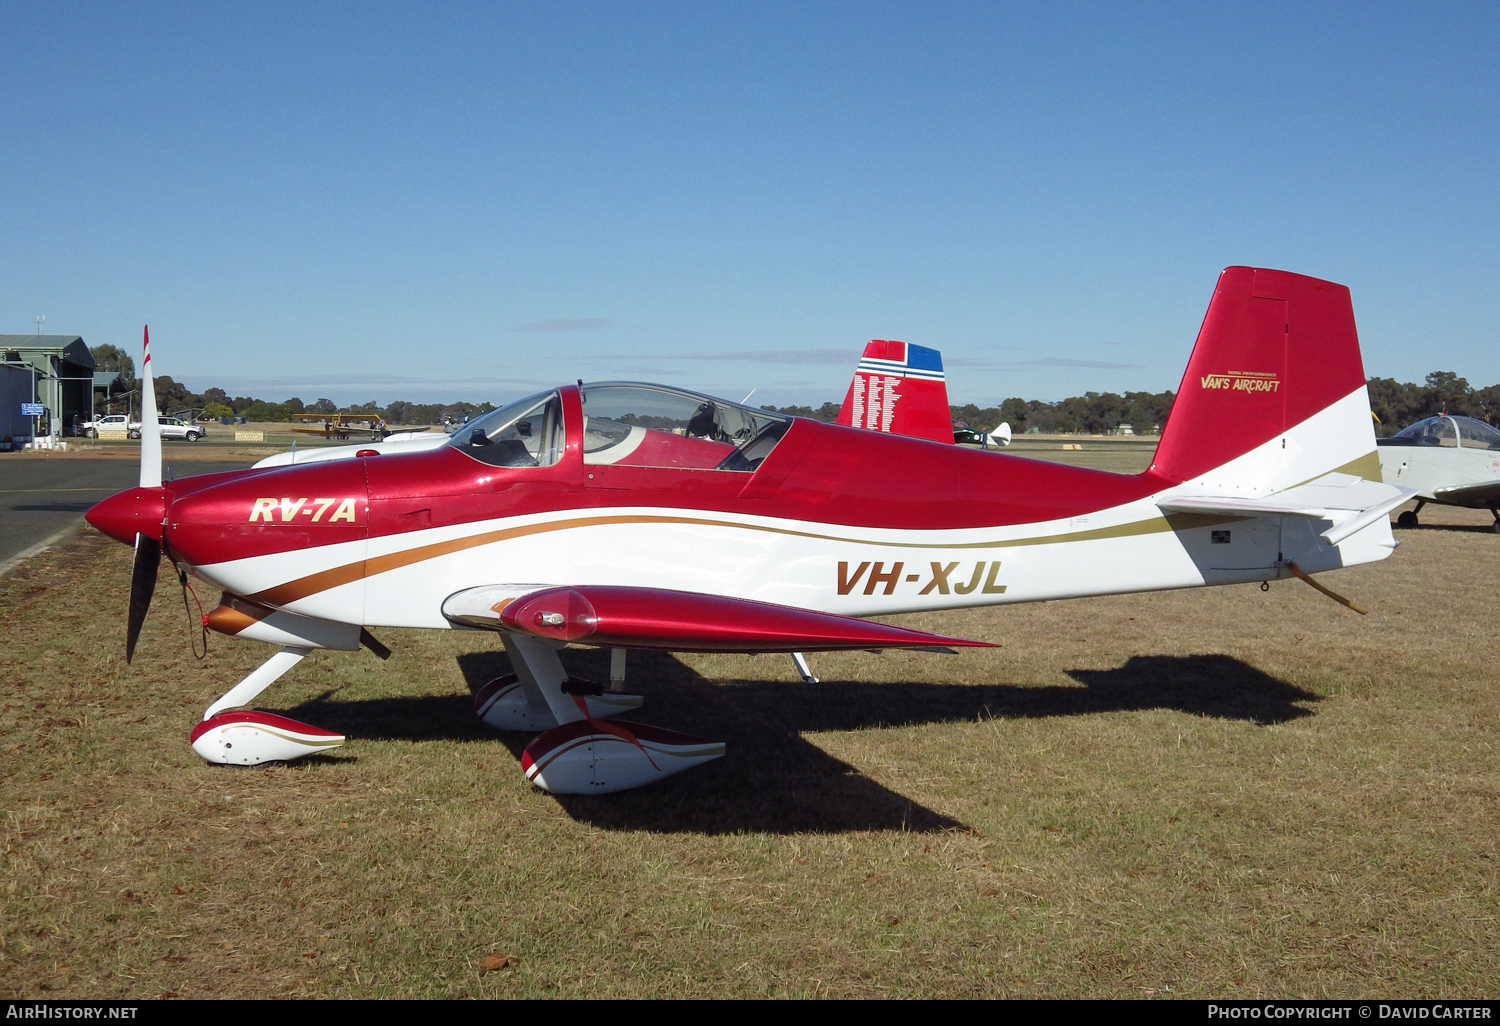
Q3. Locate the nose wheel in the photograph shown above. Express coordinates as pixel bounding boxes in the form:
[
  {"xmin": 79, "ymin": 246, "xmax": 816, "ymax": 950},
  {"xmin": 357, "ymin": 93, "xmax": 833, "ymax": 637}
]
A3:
[
  {"xmin": 190, "ymin": 646, "xmax": 347, "ymax": 766},
  {"xmin": 191, "ymin": 710, "xmax": 345, "ymax": 766}
]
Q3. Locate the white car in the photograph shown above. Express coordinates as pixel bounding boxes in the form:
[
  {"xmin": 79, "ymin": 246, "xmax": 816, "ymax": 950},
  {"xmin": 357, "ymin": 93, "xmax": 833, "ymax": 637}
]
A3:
[
  {"xmin": 87, "ymin": 415, "xmax": 131, "ymax": 438},
  {"xmin": 145, "ymin": 416, "xmax": 207, "ymax": 441},
  {"xmin": 89, "ymin": 415, "xmax": 206, "ymax": 441}
]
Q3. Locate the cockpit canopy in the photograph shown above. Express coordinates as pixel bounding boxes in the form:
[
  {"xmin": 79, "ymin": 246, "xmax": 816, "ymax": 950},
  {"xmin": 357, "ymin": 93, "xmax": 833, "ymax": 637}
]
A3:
[
  {"xmin": 450, "ymin": 390, "xmax": 566, "ymax": 468},
  {"xmin": 449, "ymin": 382, "xmax": 791, "ymax": 471},
  {"xmin": 580, "ymin": 383, "xmax": 788, "ymax": 471},
  {"xmin": 1383, "ymin": 415, "xmax": 1500, "ymax": 451}
]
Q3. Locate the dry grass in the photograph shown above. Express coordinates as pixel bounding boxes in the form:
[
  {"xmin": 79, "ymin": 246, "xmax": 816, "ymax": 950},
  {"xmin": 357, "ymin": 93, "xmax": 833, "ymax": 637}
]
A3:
[{"xmin": 1, "ymin": 475, "xmax": 1496, "ymax": 998}]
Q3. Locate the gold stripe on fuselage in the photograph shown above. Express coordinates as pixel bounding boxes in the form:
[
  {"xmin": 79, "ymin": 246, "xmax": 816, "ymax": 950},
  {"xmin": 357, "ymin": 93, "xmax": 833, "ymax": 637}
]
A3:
[{"xmin": 246, "ymin": 509, "xmax": 1242, "ymax": 607}]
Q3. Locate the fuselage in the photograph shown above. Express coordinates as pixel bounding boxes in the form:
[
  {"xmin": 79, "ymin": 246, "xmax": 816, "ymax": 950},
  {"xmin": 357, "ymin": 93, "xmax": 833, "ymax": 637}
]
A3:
[
  {"xmin": 85, "ymin": 384, "xmax": 1396, "ymax": 632},
  {"xmin": 1377, "ymin": 443, "xmax": 1500, "ymax": 506}
]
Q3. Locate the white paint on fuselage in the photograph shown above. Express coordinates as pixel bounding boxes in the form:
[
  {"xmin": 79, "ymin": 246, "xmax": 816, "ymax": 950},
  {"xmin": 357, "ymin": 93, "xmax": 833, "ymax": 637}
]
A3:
[{"xmin": 1378, "ymin": 444, "xmax": 1500, "ymax": 505}]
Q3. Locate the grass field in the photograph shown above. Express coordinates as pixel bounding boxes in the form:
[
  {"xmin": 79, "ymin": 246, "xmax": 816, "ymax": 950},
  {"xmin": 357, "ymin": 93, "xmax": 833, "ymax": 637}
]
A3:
[{"xmin": 1, "ymin": 446, "xmax": 1496, "ymax": 999}]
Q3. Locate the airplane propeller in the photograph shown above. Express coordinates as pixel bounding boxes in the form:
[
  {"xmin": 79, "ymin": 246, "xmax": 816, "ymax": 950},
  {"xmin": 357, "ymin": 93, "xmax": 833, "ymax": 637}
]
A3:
[
  {"xmin": 125, "ymin": 325, "xmax": 165, "ymax": 663},
  {"xmin": 126, "ymin": 534, "xmax": 160, "ymax": 662}
]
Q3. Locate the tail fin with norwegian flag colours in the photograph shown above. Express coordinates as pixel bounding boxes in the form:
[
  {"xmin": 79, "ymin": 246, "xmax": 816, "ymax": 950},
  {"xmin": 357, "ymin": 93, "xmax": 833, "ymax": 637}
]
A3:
[{"xmin": 836, "ymin": 340, "xmax": 953, "ymax": 444}]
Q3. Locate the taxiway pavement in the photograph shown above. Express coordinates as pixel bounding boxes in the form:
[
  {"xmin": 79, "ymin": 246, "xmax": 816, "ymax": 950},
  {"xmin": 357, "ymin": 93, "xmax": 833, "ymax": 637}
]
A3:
[{"xmin": 0, "ymin": 457, "xmax": 256, "ymax": 571}]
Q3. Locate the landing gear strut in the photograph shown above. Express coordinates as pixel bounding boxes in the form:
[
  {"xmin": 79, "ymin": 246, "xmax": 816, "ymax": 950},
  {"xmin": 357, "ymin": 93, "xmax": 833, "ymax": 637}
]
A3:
[{"xmin": 479, "ymin": 633, "xmax": 724, "ymax": 794}]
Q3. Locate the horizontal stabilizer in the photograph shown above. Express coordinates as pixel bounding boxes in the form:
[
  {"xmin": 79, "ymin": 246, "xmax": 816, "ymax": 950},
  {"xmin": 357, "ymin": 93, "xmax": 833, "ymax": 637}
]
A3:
[
  {"xmin": 1158, "ymin": 472, "xmax": 1415, "ymax": 546},
  {"xmin": 442, "ymin": 584, "xmax": 992, "ymax": 653}
]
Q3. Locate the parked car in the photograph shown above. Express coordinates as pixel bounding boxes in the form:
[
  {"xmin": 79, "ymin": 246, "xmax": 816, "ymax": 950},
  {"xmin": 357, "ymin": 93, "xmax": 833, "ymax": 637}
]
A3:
[
  {"xmin": 88, "ymin": 415, "xmax": 131, "ymax": 438},
  {"xmin": 144, "ymin": 416, "xmax": 207, "ymax": 441},
  {"xmin": 88, "ymin": 415, "xmax": 206, "ymax": 441}
]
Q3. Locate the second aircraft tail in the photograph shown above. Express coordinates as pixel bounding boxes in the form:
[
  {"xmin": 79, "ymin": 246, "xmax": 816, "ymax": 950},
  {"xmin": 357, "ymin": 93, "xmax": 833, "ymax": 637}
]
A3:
[{"xmin": 837, "ymin": 340, "xmax": 953, "ymax": 444}]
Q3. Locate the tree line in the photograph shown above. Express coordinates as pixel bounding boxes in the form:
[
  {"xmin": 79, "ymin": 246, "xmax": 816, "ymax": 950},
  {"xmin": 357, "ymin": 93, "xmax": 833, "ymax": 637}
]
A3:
[
  {"xmin": 90, "ymin": 345, "xmax": 498, "ymax": 426},
  {"xmin": 760, "ymin": 392, "xmax": 1177, "ymax": 435},
  {"xmin": 90, "ymin": 345, "xmax": 1495, "ymax": 436},
  {"xmin": 768, "ymin": 372, "xmax": 1499, "ymax": 438},
  {"xmin": 1365, "ymin": 372, "xmax": 1500, "ymax": 433}
]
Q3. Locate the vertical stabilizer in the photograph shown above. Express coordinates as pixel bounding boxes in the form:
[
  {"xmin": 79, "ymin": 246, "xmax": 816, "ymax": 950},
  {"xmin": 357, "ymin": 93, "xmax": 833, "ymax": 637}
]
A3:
[
  {"xmin": 1149, "ymin": 268, "xmax": 1370, "ymax": 486},
  {"xmin": 836, "ymin": 340, "xmax": 953, "ymax": 444}
]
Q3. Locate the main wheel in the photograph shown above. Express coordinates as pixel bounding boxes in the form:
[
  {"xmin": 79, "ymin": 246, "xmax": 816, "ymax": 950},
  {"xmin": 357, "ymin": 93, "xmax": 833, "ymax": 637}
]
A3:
[
  {"xmin": 1491, "ymin": 518, "xmax": 1500, "ymax": 535},
  {"xmin": 1396, "ymin": 510, "xmax": 1419, "ymax": 529}
]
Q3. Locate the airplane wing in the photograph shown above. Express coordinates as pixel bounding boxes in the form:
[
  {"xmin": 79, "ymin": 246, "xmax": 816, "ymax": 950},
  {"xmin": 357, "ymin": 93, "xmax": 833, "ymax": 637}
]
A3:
[
  {"xmin": 1433, "ymin": 479, "xmax": 1500, "ymax": 508},
  {"xmin": 253, "ymin": 432, "xmax": 450, "ymax": 468},
  {"xmin": 441, "ymin": 584, "xmax": 993, "ymax": 652},
  {"xmin": 1157, "ymin": 472, "xmax": 1416, "ymax": 546}
]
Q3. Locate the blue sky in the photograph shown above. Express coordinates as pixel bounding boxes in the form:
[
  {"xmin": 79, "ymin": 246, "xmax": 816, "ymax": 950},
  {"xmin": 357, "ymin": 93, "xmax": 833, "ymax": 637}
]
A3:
[{"xmin": 1, "ymin": 2, "xmax": 1496, "ymax": 408}]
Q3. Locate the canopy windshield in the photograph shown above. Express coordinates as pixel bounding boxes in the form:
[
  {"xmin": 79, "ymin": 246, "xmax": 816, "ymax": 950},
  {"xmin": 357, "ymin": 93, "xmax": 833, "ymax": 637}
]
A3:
[
  {"xmin": 1387, "ymin": 416, "xmax": 1459, "ymax": 447},
  {"xmin": 1453, "ymin": 416, "xmax": 1500, "ymax": 450},
  {"xmin": 580, "ymin": 383, "xmax": 789, "ymax": 471},
  {"xmin": 448, "ymin": 390, "xmax": 565, "ymax": 468}
]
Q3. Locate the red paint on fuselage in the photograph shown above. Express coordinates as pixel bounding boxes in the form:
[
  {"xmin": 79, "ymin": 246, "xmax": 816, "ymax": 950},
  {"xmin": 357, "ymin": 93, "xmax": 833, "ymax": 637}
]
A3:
[
  {"xmin": 154, "ymin": 411, "xmax": 1165, "ymax": 571},
  {"xmin": 164, "ymin": 457, "xmax": 371, "ymax": 564}
]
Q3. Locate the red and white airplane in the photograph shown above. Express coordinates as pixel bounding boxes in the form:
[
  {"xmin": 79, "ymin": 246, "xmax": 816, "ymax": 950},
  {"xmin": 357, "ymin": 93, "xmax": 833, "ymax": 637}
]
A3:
[{"xmin": 87, "ymin": 267, "xmax": 1411, "ymax": 793}]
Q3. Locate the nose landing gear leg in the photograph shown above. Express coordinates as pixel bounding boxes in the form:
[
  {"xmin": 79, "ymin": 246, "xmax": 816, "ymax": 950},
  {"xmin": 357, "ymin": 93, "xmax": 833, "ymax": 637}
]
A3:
[{"xmin": 190, "ymin": 645, "xmax": 347, "ymax": 765}]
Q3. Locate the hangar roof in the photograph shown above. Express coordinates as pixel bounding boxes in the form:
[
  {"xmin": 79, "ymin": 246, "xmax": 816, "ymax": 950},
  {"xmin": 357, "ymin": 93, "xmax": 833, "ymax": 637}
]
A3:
[{"xmin": 0, "ymin": 335, "xmax": 96, "ymax": 370}]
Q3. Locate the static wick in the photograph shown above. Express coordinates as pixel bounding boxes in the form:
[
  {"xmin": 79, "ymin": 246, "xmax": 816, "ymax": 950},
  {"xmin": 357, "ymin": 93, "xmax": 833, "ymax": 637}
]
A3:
[{"xmin": 1285, "ymin": 561, "xmax": 1368, "ymax": 615}]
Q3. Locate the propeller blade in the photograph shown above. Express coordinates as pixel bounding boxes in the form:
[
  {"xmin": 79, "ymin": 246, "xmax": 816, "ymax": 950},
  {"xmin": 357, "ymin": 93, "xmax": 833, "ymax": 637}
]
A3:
[
  {"xmin": 139, "ymin": 325, "xmax": 162, "ymax": 489},
  {"xmin": 126, "ymin": 533, "xmax": 160, "ymax": 663}
]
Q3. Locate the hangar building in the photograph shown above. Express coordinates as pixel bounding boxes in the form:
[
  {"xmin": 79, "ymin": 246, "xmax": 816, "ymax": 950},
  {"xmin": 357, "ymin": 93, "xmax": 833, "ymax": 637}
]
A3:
[{"xmin": 0, "ymin": 335, "xmax": 97, "ymax": 438}]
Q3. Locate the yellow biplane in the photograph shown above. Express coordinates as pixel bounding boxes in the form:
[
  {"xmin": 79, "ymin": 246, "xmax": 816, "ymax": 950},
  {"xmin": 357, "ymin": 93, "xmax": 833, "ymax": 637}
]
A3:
[{"xmin": 289, "ymin": 413, "xmax": 390, "ymax": 441}]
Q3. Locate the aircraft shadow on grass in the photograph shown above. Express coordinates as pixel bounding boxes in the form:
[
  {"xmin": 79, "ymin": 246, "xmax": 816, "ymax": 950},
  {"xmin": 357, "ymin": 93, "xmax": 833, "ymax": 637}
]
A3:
[
  {"xmin": 1398, "ymin": 523, "xmax": 1499, "ymax": 535},
  {"xmin": 282, "ymin": 649, "xmax": 1316, "ymax": 836}
]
